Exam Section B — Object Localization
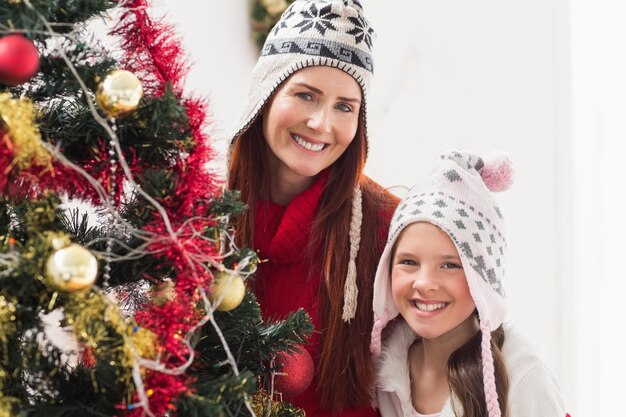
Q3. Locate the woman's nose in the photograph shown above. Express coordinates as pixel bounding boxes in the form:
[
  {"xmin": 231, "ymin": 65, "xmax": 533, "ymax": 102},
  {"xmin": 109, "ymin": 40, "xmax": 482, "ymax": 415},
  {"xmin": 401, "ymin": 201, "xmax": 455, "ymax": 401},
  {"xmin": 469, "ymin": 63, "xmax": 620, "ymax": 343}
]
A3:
[{"xmin": 306, "ymin": 107, "xmax": 331, "ymax": 133}]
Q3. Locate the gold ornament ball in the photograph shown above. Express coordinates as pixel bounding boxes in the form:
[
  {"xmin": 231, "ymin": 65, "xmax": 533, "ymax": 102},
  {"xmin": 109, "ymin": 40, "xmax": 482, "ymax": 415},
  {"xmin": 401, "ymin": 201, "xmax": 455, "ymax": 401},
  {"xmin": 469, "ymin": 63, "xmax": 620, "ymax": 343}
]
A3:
[
  {"xmin": 210, "ymin": 271, "xmax": 246, "ymax": 312},
  {"xmin": 46, "ymin": 243, "xmax": 99, "ymax": 292},
  {"xmin": 96, "ymin": 70, "xmax": 143, "ymax": 118}
]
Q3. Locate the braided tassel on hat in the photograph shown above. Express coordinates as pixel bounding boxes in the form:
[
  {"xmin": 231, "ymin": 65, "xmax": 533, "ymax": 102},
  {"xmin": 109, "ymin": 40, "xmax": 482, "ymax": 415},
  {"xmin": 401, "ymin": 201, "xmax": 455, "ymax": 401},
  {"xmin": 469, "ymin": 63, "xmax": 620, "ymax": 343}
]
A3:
[
  {"xmin": 342, "ymin": 186, "xmax": 362, "ymax": 322},
  {"xmin": 481, "ymin": 323, "xmax": 502, "ymax": 417},
  {"xmin": 477, "ymin": 151, "xmax": 511, "ymax": 417}
]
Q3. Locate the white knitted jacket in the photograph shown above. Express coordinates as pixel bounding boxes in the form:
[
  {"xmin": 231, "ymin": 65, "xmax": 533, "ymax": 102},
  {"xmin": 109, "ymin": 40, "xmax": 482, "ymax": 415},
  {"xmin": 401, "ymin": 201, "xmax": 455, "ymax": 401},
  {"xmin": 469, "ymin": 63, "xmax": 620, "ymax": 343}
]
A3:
[{"xmin": 375, "ymin": 321, "xmax": 566, "ymax": 417}]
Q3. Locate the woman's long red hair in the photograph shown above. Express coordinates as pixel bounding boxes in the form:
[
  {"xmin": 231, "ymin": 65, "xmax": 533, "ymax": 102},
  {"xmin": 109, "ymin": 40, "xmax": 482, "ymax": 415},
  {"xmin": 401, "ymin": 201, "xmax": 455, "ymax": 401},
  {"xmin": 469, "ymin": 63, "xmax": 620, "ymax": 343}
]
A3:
[{"xmin": 229, "ymin": 115, "xmax": 398, "ymax": 411}]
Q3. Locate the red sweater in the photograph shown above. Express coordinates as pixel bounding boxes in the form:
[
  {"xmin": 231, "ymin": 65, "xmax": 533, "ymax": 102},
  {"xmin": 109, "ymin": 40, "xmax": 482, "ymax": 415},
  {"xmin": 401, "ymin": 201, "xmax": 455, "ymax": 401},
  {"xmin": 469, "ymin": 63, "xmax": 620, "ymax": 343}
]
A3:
[{"xmin": 253, "ymin": 173, "xmax": 390, "ymax": 417}]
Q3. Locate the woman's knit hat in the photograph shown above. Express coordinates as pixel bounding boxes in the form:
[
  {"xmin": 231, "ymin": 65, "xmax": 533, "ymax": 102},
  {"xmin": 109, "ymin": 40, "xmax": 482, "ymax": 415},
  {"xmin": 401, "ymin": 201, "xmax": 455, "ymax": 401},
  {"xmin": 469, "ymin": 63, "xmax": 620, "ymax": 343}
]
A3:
[
  {"xmin": 231, "ymin": 0, "xmax": 376, "ymax": 322},
  {"xmin": 230, "ymin": 0, "xmax": 375, "ymax": 150},
  {"xmin": 370, "ymin": 149, "xmax": 514, "ymax": 417}
]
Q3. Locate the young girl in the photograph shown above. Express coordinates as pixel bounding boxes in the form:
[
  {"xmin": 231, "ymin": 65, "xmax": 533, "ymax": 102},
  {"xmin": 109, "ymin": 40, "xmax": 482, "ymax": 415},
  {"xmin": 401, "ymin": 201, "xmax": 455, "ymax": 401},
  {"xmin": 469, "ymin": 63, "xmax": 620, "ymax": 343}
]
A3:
[{"xmin": 370, "ymin": 150, "xmax": 566, "ymax": 417}]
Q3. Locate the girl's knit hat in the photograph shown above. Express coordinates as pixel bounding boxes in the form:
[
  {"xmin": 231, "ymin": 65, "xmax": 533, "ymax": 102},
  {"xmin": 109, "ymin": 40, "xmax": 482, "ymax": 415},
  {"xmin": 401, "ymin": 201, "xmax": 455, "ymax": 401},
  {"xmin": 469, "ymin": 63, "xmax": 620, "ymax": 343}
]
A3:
[
  {"xmin": 230, "ymin": 0, "xmax": 375, "ymax": 151},
  {"xmin": 230, "ymin": 0, "xmax": 376, "ymax": 322},
  {"xmin": 370, "ymin": 149, "xmax": 514, "ymax": 417}
]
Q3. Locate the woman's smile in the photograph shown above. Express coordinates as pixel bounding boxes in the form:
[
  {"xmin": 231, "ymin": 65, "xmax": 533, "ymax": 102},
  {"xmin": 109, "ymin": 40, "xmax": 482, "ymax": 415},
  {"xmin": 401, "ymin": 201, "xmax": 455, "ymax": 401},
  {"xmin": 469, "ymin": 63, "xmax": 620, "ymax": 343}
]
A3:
[{"xmin": 291, "ymin": 133, "xmax": 327, "ymax": 152}]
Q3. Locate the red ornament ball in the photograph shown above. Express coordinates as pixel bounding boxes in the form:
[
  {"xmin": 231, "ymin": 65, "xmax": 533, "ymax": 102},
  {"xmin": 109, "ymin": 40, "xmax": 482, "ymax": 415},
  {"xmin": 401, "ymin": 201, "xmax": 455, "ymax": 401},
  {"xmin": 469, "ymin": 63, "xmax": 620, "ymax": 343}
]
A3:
[
  {"xmin": 0, "ymin": 35, "xmax": 40, "ymax": 86},
  {"xmin": 274, "ymin": 347, "xmax": 314, "ymax": 398}
]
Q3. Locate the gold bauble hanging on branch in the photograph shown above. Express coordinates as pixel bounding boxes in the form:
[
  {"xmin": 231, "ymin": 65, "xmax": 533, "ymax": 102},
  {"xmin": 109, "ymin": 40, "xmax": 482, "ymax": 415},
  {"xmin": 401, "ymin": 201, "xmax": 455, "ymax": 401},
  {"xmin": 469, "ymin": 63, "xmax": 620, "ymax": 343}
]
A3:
[
  {"xmin": 96, "ymin": 70, "xmax": 143, "ymax": 118},
  {"xmin": 45, "ymin": 243, "xmax": 99, "ymax": 292},
  {"xmin": 209, "ymin": 271, "xmax": 246, "ymax": 312}
]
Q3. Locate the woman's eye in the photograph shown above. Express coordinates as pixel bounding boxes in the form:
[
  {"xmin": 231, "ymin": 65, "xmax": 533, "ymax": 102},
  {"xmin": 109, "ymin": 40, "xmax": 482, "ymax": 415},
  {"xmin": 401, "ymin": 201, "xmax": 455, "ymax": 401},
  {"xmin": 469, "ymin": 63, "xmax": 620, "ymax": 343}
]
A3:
[
  {"xmin": 336, "ymin": 103, "xmax": 352, "ymax": 113},
  {"xmin": 296, "ymin": 92, "xmax": 313, "ymax": 101},
  {"xmin": 442, "ymin": 262, "xmax": 462, "ymax": 269}
]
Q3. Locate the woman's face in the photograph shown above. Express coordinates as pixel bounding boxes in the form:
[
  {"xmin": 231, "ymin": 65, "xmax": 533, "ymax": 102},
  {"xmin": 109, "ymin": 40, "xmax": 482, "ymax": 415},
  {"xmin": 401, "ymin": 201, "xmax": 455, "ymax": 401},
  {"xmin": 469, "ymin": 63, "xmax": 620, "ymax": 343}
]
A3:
[
  {"xmin": 262, "ymin": 66, "xmax": 362, "ymax": 181},
  {"xmin": 391, "ymin": 222, "xmax": 477, "ymax": 341}
]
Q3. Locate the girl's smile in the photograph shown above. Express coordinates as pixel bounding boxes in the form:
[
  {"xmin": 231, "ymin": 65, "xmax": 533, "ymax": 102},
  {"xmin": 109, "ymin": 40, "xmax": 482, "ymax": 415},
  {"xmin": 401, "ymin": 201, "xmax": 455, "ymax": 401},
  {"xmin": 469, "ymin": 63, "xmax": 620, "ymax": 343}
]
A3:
[{"xmin": 409, "ymin": 299, "xmax": 450, "ymax": 317}]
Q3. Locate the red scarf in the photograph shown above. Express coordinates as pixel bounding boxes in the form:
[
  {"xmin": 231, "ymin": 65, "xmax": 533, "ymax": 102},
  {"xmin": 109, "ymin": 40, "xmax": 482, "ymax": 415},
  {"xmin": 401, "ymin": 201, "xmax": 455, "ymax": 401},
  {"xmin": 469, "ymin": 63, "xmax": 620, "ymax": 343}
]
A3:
[{"xmin": 253, "ymin": 172, "xmax": 378, "ymax": 417}]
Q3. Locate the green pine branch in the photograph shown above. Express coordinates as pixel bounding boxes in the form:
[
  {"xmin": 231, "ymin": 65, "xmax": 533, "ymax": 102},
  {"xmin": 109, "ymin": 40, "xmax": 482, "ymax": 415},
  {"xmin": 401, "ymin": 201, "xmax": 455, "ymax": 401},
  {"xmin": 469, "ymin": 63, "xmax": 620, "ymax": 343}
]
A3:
[{"xmin": 0, "ymin": 0, "xmax": 116, "ymax": 40}]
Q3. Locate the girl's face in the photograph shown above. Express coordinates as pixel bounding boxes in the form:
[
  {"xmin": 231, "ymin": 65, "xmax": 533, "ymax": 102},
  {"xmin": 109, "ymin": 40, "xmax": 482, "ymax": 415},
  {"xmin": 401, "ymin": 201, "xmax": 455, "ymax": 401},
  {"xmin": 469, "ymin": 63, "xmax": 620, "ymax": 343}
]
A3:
[
  {"xmin": 391, "ymin": 222, "xmax": 476, "ymax": 341},
  {"xmin": 262, "ymin": 66, "xmax": 362, "ymax": 181}
]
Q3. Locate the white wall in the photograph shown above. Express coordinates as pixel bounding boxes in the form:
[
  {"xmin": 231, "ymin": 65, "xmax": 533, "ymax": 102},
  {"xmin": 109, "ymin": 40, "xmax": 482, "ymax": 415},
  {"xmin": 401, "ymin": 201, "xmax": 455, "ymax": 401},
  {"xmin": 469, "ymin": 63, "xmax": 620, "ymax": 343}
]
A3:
[
  {"xmin": 569, "ymin": 0, "xmax": 626, "ymax": 415},
  {"xmin": 148, "ymin": 1, "xmax": 613, "ymax": 414}
]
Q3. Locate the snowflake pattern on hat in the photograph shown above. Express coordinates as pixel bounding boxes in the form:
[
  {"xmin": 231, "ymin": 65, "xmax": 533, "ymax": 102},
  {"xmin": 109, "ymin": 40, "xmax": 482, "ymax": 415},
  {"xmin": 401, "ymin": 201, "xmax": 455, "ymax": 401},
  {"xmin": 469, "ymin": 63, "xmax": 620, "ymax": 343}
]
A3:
[
  {"xmin": 294, "ymin": 3, "xmax": 340, "ymax": 35},
  {"xmin": 272, "ymin": 6, "xmax": 297, "ymax": 36},
  {"xmin": 347, "ymin": 14, "xmax": 374, "ymax": 49},
  {"xmin": 264, "ymin": 0, "xmax": 375, "ymax": 71}
]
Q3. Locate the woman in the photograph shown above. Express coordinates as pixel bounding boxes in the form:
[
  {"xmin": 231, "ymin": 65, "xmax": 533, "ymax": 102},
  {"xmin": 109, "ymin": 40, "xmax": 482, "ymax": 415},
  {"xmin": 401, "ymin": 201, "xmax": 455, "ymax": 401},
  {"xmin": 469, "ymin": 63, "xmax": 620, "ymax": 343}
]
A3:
[{"xmin": 228, "ymin": 1, "xmax": 399, "ymax": 415}]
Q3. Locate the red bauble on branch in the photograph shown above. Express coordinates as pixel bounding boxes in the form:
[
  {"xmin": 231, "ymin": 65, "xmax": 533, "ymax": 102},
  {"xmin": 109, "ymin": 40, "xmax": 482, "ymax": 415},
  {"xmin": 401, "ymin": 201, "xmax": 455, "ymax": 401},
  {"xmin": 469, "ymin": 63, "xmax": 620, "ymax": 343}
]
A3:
[
  {"xmin": 0, "ymin": 34, "xmax": 40, "ymax": 86},
  {"xmin": 274, "ymin": 347, "xmax": 314, "ymax": 399}
]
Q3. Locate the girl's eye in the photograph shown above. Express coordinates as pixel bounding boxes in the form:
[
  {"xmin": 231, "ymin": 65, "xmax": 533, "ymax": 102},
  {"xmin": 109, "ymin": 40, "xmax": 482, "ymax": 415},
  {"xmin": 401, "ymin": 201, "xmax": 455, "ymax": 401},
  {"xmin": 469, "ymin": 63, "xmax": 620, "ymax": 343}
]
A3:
[
  {"xmin": 335, "ymin": 103, "xmax": 352, "ymax": 113},
  {"xmin": 442, "ymin": 262, "xmax": 463, "ymax": 269},
  {"xmin": 399, "ymin": 259, "xmax": 417, "ymax": 266},
  {"xmin": 296, "ymin": 92, "xmax": 313, "ymax": 101}
]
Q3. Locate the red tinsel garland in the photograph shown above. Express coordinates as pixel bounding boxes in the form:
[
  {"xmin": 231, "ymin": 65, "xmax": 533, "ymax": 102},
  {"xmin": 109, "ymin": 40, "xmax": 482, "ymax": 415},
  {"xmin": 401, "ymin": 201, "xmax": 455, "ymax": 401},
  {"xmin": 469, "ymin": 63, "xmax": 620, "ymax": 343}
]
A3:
[
  {"xmin": 112, "ymin": 0, "xmax": 219, "ymax": 217},
  {"xmin": 111, "ymin": 1, "xmax": 223, "ymax": 415},
  {"xmin": 134, "ymin": 370, "xmax": 189, "ymax": 416},
  {"xmin": 112, "ymin": 0, "xmax": 187, "ymax": 96},
  {"xmin": 0, "ymin": 133, "xmax": 104, "ymax": 202},
  {"xmin": 176, "ymin": 97, "xmax": 219, "ymax": 217}
]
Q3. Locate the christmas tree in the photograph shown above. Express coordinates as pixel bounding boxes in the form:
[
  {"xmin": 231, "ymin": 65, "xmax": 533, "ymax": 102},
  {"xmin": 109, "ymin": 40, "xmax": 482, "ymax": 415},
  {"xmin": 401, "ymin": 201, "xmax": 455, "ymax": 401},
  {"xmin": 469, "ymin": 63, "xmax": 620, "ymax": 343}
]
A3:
[{"xmin": 0, "ymin": 1, "xmax": 312, "ymax": 416}]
